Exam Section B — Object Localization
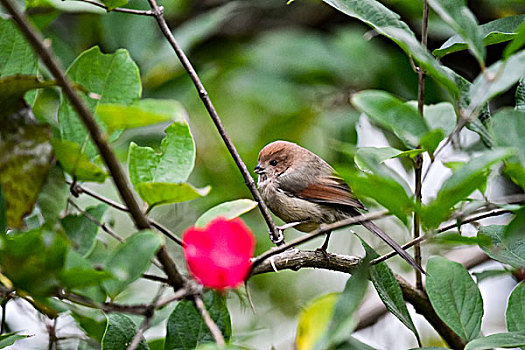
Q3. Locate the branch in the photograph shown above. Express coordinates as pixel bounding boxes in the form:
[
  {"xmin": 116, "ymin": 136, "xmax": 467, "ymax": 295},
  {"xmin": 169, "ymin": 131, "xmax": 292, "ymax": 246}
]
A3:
[
  {"xmin": 0, "ymin": 0, "xmax": 185, "ymax": 291},
  {"xmin": 68, "ymin": 181, "xmax": 184, "ymax": 246},
  {"xmin": 73, "ymin": 0, "xmax": 157, "ymax": 16},
  {"xmin": 143, "ymin": 0, "xmax": 280, "ymax": 244},
  {"xmin": 250, "ymin": 210, "xmax": 387, "ymax": 272},
  {"xmin": 193, "ymin": 295, "xmax": 225, "ymax": 348},
  {"xmin": 251, "ymin": 249, "xmax": 466, "ymax": 350}
]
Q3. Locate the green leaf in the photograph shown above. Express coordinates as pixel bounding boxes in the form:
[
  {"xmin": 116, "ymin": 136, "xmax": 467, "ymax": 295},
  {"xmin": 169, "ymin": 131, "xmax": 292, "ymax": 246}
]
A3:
[
  {"xmin": 0, "ymin": 75, "xmax": 56, "ymax": 116},
  {"xmin": 0, "ymin": 185, "xmax": 6, "ymax": 234},
  {"xmin": 421, "ymin": 129, "xmax": 445, "ymax": 158},
  {"xmin": 137, "ymin": 183, "xmax": 210, "ymax": 208},
  {"xmin": 507, "ymin": 282, "xmax": 525, "ymax": 332},
  {"xmin": 362, "ymin": 241, "xmax": 419, "ymax": 341},
  {"xmin": 97, "ymin": 99, "xmax": 186, "ymax": 134},
  {"xmin": 62, "ymin": 250, "xmax": 108, "ymax": 302},
  {"xmin": 58, "ymin": 46, "xmax": 141, "ymax": 158},
  {"xmin": 432, "ymin": 232, "xmax": 490, "ymax": 246},
  {"xmin": 464, "ymin": 331, "xmax": 525, "ymax": 350},
  {"xmin": 352, "ymin": 90, "xmax": 429, "ymax": 148},
  {"xmin": 128, "ymin": 121, "xmax": 196, "ymax": 190},
  {"xmin": 472, "ymin": 269, "xmax": 511, "ymax": 283},
  {"xmin": 492, "ymin": 109, "xmax": 525, "ymax": 165},
  {"xmin": 103, "ymin": 230, "xmax": 163, "ymax": 298},
  {"xmin": 422, "ymin": 102, "xmax": 456, "ymax": 136},
  {"xmin": 427, "ymin": 0, "xmax": 485, "ymax": 66},
  {"xmin": 338, "ymin": 337, "xmax": 377, "ymax": 350},
  {"xmin": 61, "ymin": 204, "xmax": 108, "ymax": 256},
  {"xmin": 102, "ymin": 313, "xmax": 148, "ymax": 350},
  {"xmin": 426, "ymin": 257, "xmax": 483, "ymax": 341},
  {"xmin": 37, "ymin": 166, "xmax": 68, "ymax": 223},
  {"xmin": 470, "ymin": 49, "xmax": 525, "ymax": 111},
  {"xmin": 52, "ymin": 139, "xmax": 107, "ymax": 182},
  {"xmin": 164, "ymin": 291, "xmax": 231, "ymax": 350},
  {"xmin": 314, "ymin": 262, "xmax": 369, "ymax": 349},
  {"xmin": 296, "ymin": 293, "xmax": 338, "ymax": 350},
  {"xmin": 354, "ymin": 147, "xmax": 402, "ymax": 171},
  {"xmin": 422, "ymin": 149, "xmax": 512, "ymax": 228},
  {"xmin": 478, "ymin": 225, "xmax": 525, "ymax": 268},
  {"xmin": 195, "ymin": 199, "xmax": 257, "ymax": 228},
  {"xmin": 0, "ymin": 18, "xmax": 38, "ymax": 105},
  {"xmin": 0, "ymin": 333, "xmax": 31, "ymax": 348},
  {"xmin": 503, "ymin": 162, "xmax": 525, "ymax": 190},
  {"xmin": 101, "ymin": 0, "xmax": 127, "ymax": 11},
  {"xmin": 506, "ymin": 207, "xmax": 525, "ymax": 240},
  {"xmin": 72, "ymin": 309, "xmax": 107, "ymax": 342},
  {"xmin": 504, "ymin": 20, "xmax": 525, "ymax": 59},
  {"xmin": 59, "ymin": 267, "xmax": 112, "ymax": 289},
  {"xmin": 434, "ymin": 15, "xmax": 525, "ymax": 59},
  {"xmin": 321, "ymin": 0, "xmax": 458, "ymax": 96},
  {"xmin": 0, "ymin": 103, "xmax": 53, "ymax": 228}
]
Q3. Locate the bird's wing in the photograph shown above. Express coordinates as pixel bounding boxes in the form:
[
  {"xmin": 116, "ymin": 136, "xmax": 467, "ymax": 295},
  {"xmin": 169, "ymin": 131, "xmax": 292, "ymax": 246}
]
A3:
[{"xmin": 281, "ymin": 174, "xmax": 365, "ymax": 210}]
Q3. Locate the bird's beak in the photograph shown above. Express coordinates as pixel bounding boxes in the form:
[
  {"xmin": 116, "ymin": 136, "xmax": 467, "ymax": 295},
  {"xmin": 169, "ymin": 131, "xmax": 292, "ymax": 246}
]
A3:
[{"xmin": 254, "ymin": 164, "xmax": 265, "ymax": 174}]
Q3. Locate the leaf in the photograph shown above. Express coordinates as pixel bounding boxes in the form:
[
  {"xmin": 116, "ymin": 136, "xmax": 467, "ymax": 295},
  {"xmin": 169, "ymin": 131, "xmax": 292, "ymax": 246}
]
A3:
[
  {"xmin": 102, "ymin": 313, "xmax": 148, "ymax": 350},
  {"xmin": 101, "ymin": 0, "xmax": 127, "ymax": 11},
  {"xmin": 362, "ymin": 241, "xmax": 419, "ymax": 341},
  {"xmin": 0, "ymin": 333, "xmax": 31, "ymax": 348},
  {"xmin": 128, "ymin": 121, "xmax": 196, "ymax": 189},
  {"xmin": 517, "ymin": 79, "xmax": 525, "ymax": 111},
  {"xmin": 472, "ymin": 269, "xmax": 511, "ymax": 283},
  {"xmin": 354, "ymin": 147, "xmax": 402, "ymax": 171},
  {"xmin": 52, "ymin": 139, "xmax": 108, "ymax": 183},
  {"xmin": 434, "ymin": 15, "xmax": 525, "ymax": 59},
  {"xmin": 464, "ymin": 331, "xmax": 525, "ymax": 350},
  {"xmin": 478, "ymin": 225, "xmax": 525, "ymax": 269},
  {"xmin": 352, "ymin": 90, "xmax": 429, "ymax": 148},
  {"xmin": 72, "ymin": 309, "xmax": 107, "ymax": 342},
  {"xmin": 321, "ymin": 0, "xmax": 458, "ymax": 96},
  {"xmin": 427, "ymin": 0, "xmax": 486, "ymax": 65},
  {"xmin": 504, "ymin": 20, "xmax": 525, "ymax": 59},
  {"xmin": 60, "ymin": 204, "xmax": 108, "ymax": 256},
  {"xmin": 164, "ymin": 291, "xmax": 231, "ymax": 350},
  {"xmin": 0, "ymin": 75, "xmax": 56, "ymax": 117},
  {"xmin": 422, "ymin": 149, "xmax": 512, "ymax": 228},
  {"xmin": 313, "ymin": 262, "xmax": 369, "ymax": 349},
  {"xmin": 137, "ymin": 183, "xmax": 210, "ymax": 208},
  {"xmin": 296, "ymin": 293, "xmax": 338, "ymax": 350},
  {"xmin": 0, "ymin": 103, "xmax": 53, "ymax": 228},
  {"xmin": 0, "ymin": 18, "xmax": 38, "ymax": 104},
  {"xmin": 37, "ymin": 166, "xmax": 69, "ymax": 223},
  {"xmin": 470, "ymin": 49, "xmax": 525, "ymax": 112},
  {"xmin": 62, "ymin": 250, "xmax": 108, "ymax": 302},
  {"xmin": 337, "ymin": 337, "xmax": 377, "ymax": 350},
  {"xmin": 421, "ymin": 129, "xmax": 445, "ymax": 158},
  {"xmin": 426, "ymin": 257, "xmax": 483, "ymax": 341},
  {"xmin": 506, "ymin": 206, "xmax": 525, "ymax": 240},
  {"xmin": 507, "ymin": 282, "xmax": 525, "ymax": 332},
  {"xmin": 422, "ymin": 102, "xmax": 456, "ymax": 136},
  {"xmin": 492, "ymin": 109, "xmax": 525, "ymax": 165},
  {"xmin": 97, "ymin": 99, "xmax": 186, "ymax": 134},
  {"xmin": 433, "ymin": 232, "xmax": 490, "ymax": 246},
  {"xmin": 58, "ymin": 46, "xmax": 141, "ymax": 158},
  {"xmin": 195, "ymin": 199, "xmax": 257, "ymax": 228},
  {"xmin": 103, "ymin": 230, "xmax": 163, "ymax": 298}
]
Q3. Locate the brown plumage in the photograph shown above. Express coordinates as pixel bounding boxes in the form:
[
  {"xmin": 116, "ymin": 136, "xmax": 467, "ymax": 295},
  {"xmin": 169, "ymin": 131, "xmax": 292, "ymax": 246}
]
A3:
[{"xmin": 255, "ymin": 140, "xmax": 424, "ymax": 273}]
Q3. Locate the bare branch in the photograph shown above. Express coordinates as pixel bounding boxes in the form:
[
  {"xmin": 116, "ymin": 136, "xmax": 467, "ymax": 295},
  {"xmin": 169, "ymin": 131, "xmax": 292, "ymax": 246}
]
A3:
[
  {"xmin": 143, "ymin": 0, "xmax": 280, "ymax": 244},
  {"xmin": 72, "ymin": 0, "xmax": 157, "ymax": 16},
  {"xmin": 193, "ymin": 295, "xmax": 225, "ymax": 348}
]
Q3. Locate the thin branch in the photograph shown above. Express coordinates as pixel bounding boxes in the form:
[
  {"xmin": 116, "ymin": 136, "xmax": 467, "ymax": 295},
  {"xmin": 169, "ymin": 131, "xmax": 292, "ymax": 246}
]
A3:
[
  {"xmin": 251, "ymin": 249, "xmax": 465, "ymax": 350},
  {"xmin": 0, "ymin": 0, "xmax": 185, "ymax": 291},
  {"xmin": 0, "ymin": 292, "xmax": 12, "ymax": 334},
  {"xmin": 250, "ymin": 210, "xmax": 387, "ymax": 272},
  {"xmin": 67, "ymin": 198, "xmax": 123, "ymax": 242},
  {"xmin": 68, "ymin": 181, "xmax": 184, "ymax": 246},
  {"xmin": 193, "ymin": 296, "xmax": 225, "ymax": 348},
  {"xmin": 143, "ymin": 0, "xmax": 280, "ymax": 244},
  {"xmin": 371, "ymin": 208, "xmax": 512, "ymax": 265},
  {"xmin": 47, "ymin": 317, "xmax": 58, "ymax": 350},
  {"xmin": 127, "ymin": 286, "xmax": 166, "ymax": 350},
  {"xmin": 414, "ymin": 0, "xmax": 429, "ymax": 291},
  {"xmin": 72, "ymin": 0, "xmax": 157, "ymax": 16}
]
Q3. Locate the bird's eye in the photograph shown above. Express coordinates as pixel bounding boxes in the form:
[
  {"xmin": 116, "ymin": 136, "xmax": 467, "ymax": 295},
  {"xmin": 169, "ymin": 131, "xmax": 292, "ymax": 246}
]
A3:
[{"xmin": 269, "ymin": 160, "xmax": 278, "ymax": 166}]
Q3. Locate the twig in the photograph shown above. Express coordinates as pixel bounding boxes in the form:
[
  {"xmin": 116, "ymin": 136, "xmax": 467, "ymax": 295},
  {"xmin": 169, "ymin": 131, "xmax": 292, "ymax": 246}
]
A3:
[
  {"xmin": 0, "ymin": 0, "xmax": 185, "ymax": 291},
  {"xmin": 127, "ymin": 286, "xmax": 166, "ymax": 350},
  {"xmin": 72, "ymin": 0, "xmax": 157, "ymax": 16},
  {"xmin": 371, "ymin": 208, "xmax": 512, "ymax": 265},
  {"xmin": 193, "ymin": 295, "xmax": 225, "ymax": 348},
  {"xmin": 0, "ymin": 293, "xmax": 12, "ymax": 334},
  {"xmin": 143, "ymin": 0, "xmax": 280, "ymax": 244},
  {"xmin": 414, "ymin": 0, "xmax": 429, "ymax": 291},
  {"xmin": 47, "ymin": 317, "xmax": 58, "ymax": 350},
  {"xmin": 67, "ymin": 198, "xmax": 123, "ymax": 242},
  {"xmin": 250, "ymin": 210, "xmax": 387, "ymax": 272},
  {"xmin": 68, "ymin": 181, "xmax": 184, "ymax": 246}
]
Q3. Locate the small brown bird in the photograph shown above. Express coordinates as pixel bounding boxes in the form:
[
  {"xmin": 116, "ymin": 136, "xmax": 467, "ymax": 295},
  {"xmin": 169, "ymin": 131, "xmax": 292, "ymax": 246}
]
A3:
[{"xmin": 255, "ymin": 140, "xmax": 424, "ymax": 273}]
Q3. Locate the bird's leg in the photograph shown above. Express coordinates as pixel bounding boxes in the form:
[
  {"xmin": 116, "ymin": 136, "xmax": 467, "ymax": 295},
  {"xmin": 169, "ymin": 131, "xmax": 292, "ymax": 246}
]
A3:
[
  {"xmin": 271, "ymin": 221, "xmax": 302, "ymax": 246},
  {"xmin": 316, "ymin": 230, "xmax": 332, "ymax": 259}
]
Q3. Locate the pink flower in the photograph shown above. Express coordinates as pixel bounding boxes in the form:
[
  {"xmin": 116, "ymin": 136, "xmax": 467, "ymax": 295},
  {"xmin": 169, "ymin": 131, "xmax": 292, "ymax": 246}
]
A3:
[{"xmin": 183, "ymin": 217, "xmax": 255, "ymax": 290}]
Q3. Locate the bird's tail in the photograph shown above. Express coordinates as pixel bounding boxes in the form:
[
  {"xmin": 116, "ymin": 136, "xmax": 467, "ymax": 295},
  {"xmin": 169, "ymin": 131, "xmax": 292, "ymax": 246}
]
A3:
[{"xmin": 361, "ymin": 220, "xmax": 425, "ymax": 274}]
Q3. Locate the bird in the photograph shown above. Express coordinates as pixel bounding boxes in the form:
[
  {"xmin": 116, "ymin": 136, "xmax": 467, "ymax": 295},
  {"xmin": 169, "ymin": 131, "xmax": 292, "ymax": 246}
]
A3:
[{"xmin": 254, "ymin": 140, "xmax": 424, "ymax": 273}]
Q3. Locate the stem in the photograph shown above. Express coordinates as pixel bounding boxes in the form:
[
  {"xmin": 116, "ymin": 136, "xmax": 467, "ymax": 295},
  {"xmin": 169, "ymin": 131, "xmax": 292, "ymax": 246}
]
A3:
[
  {"xmin": 74, "ymin": 0, "xmax": 157, "ymax": 16},
  {"xmin": 143, "ymin": 0, "xmax": 280, "ymax": 244},
  {"xmin": 0, "ymin": 0, "xmax": 185, "ymax": 291},
  {"xmin": 193, "ymin": 296, "xmax": 225, "ymax": 348},
  {"xmin": 414, "ymin": 0, "xmax": 430, "ymax": 291}
]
